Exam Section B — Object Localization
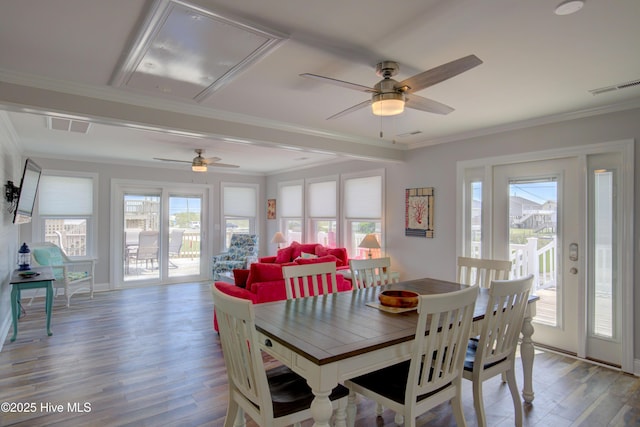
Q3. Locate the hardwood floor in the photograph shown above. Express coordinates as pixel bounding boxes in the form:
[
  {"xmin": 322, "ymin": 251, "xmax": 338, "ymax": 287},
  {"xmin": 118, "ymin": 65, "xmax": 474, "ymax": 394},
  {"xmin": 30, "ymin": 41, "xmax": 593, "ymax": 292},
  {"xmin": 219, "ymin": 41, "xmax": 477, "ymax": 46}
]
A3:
[{"xmin": 1, "ymin": 282, "xmax": 639, "ymax": 426}]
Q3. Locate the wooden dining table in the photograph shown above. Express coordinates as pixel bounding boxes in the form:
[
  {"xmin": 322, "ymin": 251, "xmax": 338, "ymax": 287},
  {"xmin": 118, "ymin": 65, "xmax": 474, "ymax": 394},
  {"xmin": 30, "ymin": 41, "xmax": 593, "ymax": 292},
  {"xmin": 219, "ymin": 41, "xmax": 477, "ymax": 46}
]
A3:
[{"xmin": 253, "ymin": 277, "xmax": 539, "ymax": 427}]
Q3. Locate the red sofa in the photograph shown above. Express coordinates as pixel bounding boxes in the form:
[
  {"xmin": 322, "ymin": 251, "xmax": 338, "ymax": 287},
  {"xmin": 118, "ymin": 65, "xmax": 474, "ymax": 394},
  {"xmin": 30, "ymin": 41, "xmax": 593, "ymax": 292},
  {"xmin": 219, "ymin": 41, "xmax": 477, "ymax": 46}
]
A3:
[
  {"xmin": 213, "ymin": 246, "xmax": 352, "ymax": 331},
  {"xmin": 258, "ymin": 241, "xmax": 350, "ymax": 271}
]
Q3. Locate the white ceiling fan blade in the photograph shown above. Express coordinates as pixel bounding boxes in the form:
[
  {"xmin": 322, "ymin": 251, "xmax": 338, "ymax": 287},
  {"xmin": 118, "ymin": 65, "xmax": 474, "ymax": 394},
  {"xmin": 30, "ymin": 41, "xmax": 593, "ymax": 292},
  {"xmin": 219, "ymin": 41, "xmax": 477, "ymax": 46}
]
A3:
[
  {"xmin": 405, "ymin": 94, "xmax": 454, "ymax": 115},
  {"xmin": 300, "ymin": 73, "xmax": 376, "ymax": 93},
  {"xmin": 397, "ymin": 54, "xmax": 483, "ymax": 93},
  {"xmin": 202, "ymin": 156, "xmax": 222, "ymax": 164},
  {"xmin": 327, "ymin": 99, "xmax": 371, "ymax": 120},
  {"xmin": 154, "ymin": 157, "xmax": 192, "ymax": 164},
  {"xmin": 206, "ymin": 162, "xmax": 239, "ymax": 168}
]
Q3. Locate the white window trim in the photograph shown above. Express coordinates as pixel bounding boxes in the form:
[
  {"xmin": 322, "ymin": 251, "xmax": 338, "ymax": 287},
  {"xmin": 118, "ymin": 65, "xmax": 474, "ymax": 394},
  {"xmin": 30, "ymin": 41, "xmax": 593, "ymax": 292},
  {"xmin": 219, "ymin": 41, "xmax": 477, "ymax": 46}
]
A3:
[
  {"xmin": 220, "ymin": 182, "xmax": 259, "ymax": 250},
  {"xmin": 32, "ymin": 169, "xmax": 99, "ymax": 259},
  {"xmin": 305, "ymin": 175, "xmax": 338, "ymax": 244},
  {"xmin": 340, "ymin": 168, "xmax": 385, "ymax": 254}
]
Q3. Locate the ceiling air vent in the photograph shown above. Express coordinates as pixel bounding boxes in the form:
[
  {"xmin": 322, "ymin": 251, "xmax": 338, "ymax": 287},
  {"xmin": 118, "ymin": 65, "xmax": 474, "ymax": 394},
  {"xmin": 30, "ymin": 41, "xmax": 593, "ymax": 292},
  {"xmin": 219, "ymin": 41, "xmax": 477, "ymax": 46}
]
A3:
[
  {"xmin": 589, "ymin": 78, "xmax": 640, "ymax": 96},
  {"xmin": 47, "ymin": 117, "xmax": 91, "ymax": 134}
]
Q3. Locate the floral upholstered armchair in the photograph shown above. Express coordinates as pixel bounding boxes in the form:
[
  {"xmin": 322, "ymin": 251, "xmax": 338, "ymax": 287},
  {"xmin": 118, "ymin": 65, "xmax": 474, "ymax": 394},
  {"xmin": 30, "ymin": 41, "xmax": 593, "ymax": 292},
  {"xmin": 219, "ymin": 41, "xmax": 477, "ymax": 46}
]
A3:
[{"xmin": 212, "ymin": 234, "xmax": 259, "ymax": 280}]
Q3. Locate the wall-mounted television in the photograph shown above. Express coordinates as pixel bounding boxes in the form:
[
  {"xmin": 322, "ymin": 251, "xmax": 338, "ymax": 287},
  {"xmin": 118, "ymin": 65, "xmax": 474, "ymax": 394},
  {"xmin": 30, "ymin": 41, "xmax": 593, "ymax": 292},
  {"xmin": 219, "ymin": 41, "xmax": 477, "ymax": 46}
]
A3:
[{"xmin": 13, "ymin": 158, "xmax": 42, "ymax": 224}]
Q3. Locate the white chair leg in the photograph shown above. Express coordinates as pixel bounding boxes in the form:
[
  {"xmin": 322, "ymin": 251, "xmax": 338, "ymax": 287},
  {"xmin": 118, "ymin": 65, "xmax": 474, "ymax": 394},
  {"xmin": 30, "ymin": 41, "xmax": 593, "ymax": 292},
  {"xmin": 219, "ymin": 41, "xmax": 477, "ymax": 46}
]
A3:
[
  {"xmin": 451, "ymin": 395, "xmax": 468, "ymax": 427},
  {"xmin": 233, "ymin": 406, "xmax": 246, "ymax": 427},
  {"xmin": 506, "ymin": 368, "xmax": 523, "ymax": 427},
  {"xmin": 375, "ymin": 403, "xmax": 384, "ymax": 415},
  {"xmin": 472, "ymin": 379, "xmax": 487, "ymax": 427}
]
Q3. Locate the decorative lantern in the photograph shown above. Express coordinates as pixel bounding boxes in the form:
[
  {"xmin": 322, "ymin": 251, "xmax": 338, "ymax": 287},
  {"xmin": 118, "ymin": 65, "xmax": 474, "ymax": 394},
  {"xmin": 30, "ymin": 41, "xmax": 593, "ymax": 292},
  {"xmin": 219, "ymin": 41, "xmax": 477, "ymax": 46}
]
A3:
[{"xmin": 18, "ymin": 242, "xmax": 31, "ymax": 271}]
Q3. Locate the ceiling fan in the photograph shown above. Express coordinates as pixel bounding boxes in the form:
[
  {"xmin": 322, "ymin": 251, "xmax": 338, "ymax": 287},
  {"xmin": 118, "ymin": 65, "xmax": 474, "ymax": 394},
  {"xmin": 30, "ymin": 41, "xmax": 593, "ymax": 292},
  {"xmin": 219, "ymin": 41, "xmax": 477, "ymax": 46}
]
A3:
[
  {"xmin": 300, "ymin": 54, "xmax": 483, "ymax": 120},
  {"xmin": 154, "ymin": 149, "xmax": 239, "ymax": 172}
]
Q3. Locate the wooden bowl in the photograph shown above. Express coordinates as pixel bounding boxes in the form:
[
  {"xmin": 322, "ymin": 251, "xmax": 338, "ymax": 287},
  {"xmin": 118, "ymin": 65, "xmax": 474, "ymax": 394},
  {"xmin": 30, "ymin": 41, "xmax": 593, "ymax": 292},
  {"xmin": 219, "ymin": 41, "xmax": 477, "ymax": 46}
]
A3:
[{"xmin": 379, "ymin": 290, "xmax": 419, "ymax": 308}]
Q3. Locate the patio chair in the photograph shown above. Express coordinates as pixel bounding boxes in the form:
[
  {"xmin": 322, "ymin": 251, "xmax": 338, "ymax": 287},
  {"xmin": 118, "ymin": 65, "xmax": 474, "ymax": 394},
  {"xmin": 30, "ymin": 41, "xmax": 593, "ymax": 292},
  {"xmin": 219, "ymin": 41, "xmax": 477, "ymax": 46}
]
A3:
[
  {"xmin": 29, "ymin": 242, "xmax": 95, "ymax": 307},
  {"xmin": 211, "ymin": 234, "xmax": 258, "ymax": 280},
  {"xmin": 168, "ymin": 229, "xmax": 185, "ymax": 268},
  {"xmin": 462, "ymin": 274, "xmax": 534, "ymax": 427},
  {"xmin": 345, "ymin": 285, "xmax": 479, "ymax": 426},
  {"xmin": 212, "ymin": 285, "xmax": 348, "ymax": 426},
  {"xmin": 128, "ymin": 231, "xmax": 159, "ymax": 272}
]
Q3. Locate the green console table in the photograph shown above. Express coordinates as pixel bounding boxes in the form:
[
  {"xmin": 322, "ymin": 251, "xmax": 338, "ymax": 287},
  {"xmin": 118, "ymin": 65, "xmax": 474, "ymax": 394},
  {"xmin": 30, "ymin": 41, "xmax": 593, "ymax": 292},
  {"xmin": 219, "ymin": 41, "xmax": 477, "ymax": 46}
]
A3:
[{"xmin": 9, "ymin": 266, "xmax": 55, "ymax": 342}]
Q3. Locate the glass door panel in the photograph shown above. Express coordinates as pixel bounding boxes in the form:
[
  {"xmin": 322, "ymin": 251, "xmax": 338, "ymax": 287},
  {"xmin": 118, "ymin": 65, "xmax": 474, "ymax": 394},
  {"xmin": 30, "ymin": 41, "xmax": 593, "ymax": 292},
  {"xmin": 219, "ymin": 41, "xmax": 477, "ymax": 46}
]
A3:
[
  {"xmin": 123, "ymin": 193, "xmax": 160, "ymax": 282},
  {"xmin": 168, "ymin": 195, "xmax": 201, "ymax": 279}
]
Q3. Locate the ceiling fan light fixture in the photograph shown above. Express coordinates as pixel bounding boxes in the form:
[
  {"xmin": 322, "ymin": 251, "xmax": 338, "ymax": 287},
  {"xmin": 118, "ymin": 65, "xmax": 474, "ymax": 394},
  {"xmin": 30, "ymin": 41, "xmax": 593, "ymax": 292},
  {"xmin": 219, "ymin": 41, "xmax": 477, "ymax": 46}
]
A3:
[
  {"xmin": 192, "ymin": 164, "xmax": 207, "ymax": 172},
  {"xmin": 371, "ymin": 92, "xmax": 405, "ymax": 116}
]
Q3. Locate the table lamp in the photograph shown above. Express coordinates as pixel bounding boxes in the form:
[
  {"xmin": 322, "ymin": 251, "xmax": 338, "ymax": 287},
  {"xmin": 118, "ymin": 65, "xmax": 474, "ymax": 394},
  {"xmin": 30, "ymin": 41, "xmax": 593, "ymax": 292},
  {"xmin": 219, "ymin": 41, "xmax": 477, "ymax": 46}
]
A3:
[
  {"xmin": 358, "ymin": 234, "xmax": 380, "ymax": 259},
  {"xmin": 271, "ymin": 231, "xmax": 287, "ymax": 249}
]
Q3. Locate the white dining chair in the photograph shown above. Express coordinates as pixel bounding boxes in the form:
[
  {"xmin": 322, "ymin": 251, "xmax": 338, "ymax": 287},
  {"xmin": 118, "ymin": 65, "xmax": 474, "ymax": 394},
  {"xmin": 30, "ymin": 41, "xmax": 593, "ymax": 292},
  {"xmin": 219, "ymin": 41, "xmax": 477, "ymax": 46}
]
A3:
[
  {"xmin": 345, "ymin": 285, "xmax": 479, "ymax": 427},
  {"xmin": 212, "ymin": 285, "xmax": 349, "ymax": 427},
  {"xmin": 282, "ymin": 262, "xmax": 339, "ymax": 299},
  {"xmin": 349, "ymin": 257, "xmax": 397, "ymax": 289},
  {"xmin": 462, "ymin": 274, "xmax": 534, "ymax": 427},
  {"xmin": 457, "ymin": 256, "xmax": 512, "ymax": 288}
]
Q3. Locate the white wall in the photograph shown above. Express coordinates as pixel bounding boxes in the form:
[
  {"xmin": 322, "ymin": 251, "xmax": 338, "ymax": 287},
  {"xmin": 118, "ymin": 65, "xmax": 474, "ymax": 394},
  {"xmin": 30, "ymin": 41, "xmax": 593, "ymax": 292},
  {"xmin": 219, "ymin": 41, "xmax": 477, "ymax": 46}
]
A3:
[
  {"xmin": 18, "ymin": 157, "xmax": 266, "ymax": 287},
  {"xmin": 267, "ymin": 107, "xmax": 640, "ymax": 360},
  {"xmin": 0, "ymin": 114, "xmax": 24, "ymax": 349}
]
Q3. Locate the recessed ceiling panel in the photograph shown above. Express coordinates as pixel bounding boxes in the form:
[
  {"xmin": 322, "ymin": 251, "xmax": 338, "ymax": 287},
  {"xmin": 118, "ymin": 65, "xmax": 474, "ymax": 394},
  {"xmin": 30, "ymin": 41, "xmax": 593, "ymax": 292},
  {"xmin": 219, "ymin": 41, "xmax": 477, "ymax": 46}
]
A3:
[{"xmin": 112, "ymin": 0, "xmax": 287, "ymax": 101}]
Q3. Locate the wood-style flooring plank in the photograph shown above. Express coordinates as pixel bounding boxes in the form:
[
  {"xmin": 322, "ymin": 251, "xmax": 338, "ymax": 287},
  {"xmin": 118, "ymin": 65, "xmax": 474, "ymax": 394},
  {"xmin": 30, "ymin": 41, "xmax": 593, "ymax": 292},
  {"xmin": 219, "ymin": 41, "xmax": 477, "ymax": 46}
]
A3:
[{"xmin": 1, "ymin": 282, "xmax": 639, "ymax": 426}]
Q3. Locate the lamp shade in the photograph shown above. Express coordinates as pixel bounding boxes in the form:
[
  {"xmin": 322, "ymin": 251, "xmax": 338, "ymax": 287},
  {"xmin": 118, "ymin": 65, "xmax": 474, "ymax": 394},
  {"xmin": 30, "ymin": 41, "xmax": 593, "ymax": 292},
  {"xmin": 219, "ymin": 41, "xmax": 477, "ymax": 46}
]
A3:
[
  {"xmin": 371, "ymin": 92, "xmax": 405, "ymax": 116},
  {"xmin": 358, "ymin": 234, "xmax": 381, "ymax": 249},
  {"xmin": 271, "ymin": 231, "xmax": 286, "ymax": 244}
]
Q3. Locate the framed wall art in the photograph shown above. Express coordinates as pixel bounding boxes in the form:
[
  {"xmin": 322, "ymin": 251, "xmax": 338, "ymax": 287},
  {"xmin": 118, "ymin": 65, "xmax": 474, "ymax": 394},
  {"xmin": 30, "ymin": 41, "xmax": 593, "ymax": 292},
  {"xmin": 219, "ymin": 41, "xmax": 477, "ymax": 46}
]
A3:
[
  {"xmin": 267, "ymin": 199, "xmax": 276, "ymax": 220},
  {"xmin": 405, "ymin": 187, "xmax": 434, "ymax": 238}
]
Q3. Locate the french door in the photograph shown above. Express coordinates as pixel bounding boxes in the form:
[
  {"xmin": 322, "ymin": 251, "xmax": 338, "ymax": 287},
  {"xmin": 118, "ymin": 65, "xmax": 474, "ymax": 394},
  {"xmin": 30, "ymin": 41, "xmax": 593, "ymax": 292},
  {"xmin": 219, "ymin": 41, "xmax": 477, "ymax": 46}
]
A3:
[
  {"xmin": 459, "ymin": 142, "xmax": 633, "ymax": 371},
  {"xmin": 493, "ymin": 158, "xmax": 582, "ymax": 353},
  {"xmin": 112, "ymin": 182, "xmax": 209, "ymax": 286}
]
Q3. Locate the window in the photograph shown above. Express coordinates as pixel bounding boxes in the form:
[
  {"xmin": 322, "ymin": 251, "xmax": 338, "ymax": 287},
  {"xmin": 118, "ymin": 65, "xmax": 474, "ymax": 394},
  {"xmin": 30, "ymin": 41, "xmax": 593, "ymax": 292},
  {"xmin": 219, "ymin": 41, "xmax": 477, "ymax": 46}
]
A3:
[
  {"xmin": 222, "ymin": 183, "xmax": 258, "ymax": 249},
  {"xmin": 463, "ymin": 167, "xmax": 484, "ymax": 258},
  {"xmin": 278, "ymin": 181, "xmax": 303, "ymax": 245},
  {"xmin": 307, "ymin": 178, "xmax": 337, "ymax": 247},
  {"xmin": 36, "ymin": 173, "xmax": 97, "ymax": 258},
  {"xmin": 342, "ymin": 171, "xmax": 384, "ymax": 259}
]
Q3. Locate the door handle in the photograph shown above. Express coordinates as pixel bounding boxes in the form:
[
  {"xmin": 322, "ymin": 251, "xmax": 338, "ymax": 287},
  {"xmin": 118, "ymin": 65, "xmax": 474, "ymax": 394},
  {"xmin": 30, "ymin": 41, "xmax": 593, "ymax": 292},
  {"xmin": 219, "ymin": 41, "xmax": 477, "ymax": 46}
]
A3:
[{"xmin": 569, "ymin": 243, "xmax": 578, "ymax": 261}]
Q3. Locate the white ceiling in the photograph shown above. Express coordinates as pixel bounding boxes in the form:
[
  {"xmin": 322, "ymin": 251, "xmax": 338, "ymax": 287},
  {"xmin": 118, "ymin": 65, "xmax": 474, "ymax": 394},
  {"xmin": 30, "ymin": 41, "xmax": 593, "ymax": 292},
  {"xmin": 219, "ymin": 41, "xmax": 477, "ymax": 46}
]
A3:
[{"xmin": 0, "ymin": 0, "xmax": 639, "ymax": 174}]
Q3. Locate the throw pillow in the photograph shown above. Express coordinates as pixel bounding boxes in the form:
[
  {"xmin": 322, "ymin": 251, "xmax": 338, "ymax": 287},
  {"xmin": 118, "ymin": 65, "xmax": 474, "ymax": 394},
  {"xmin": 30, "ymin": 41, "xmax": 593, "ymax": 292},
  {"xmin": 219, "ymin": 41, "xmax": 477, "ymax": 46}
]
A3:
[
  {"xmin": 232, "ymin": 269, "xmax": 250, "ymax": 288},
  {"xmin": 300, "ymin": 252, "xmax": 318, "ymax": 259},
  {"xmin": 327, "ymin": 248, "xmax": 348, "ymax": 267},
  {"xmin": 314, "ymin": 245, "xmax": 329, "ymax": 257},
  {"xmin": 275, "ymin": 246, "xmax": 293, "ymax": 263}
]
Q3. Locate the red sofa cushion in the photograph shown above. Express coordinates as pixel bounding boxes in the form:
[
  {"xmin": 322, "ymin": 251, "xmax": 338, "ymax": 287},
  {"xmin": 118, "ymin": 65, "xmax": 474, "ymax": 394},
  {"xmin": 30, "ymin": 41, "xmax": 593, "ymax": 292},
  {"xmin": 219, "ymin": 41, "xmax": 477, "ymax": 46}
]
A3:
[
  {"xmin": 232, "ymin": 269, "xmax": 250, "ymax": 288},
  {"xmin": 314, "ymin": 246, "xmax": 348, "ymax": 266},
  {"xmin": 275, "ymin": 246, "xmax": 293, "ymax": 263},
  {"xmin": 247, "ymin": 262, "xmax": 285, "ymax": 286},
  {"xmin": 295, "ymin": 255, "xmax": 339, "ymax": 266}
]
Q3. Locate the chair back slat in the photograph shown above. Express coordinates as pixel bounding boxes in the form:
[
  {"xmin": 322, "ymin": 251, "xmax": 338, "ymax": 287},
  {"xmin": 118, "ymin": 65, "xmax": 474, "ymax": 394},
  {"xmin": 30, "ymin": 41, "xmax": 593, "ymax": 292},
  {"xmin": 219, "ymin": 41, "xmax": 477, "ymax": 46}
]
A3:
[
  {"xmin": 408, "ymin": 286, "xmax": 478, "ymax": 399},
  {"xmin": 282, "ymin": 263, "xmax": 338, "ymax": 299},
  {"xmin": 457, "ymin": 256, "xmax": 511, "ymax": 288},
  {"xmin": 477, "ymin": 275, "xmax": 534, "ymax": 367},
  {"xmin": 349, "ymin": 257, "xmax": 397, "ymax": 289}
]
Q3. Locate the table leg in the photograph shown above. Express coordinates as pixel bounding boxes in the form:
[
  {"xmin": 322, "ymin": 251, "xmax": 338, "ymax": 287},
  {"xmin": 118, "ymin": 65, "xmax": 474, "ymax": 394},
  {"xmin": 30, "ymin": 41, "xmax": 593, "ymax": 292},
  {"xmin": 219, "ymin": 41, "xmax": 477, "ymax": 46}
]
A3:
[
  {"xmin": 45, "ymin": 282, "xmax": 53, "ymax": 336},
  {"xmin": 310, "ymin": 388, "xmax": 334, "ymax": 427},
  {"xmin": 10, "ymin": 286, "xmax": 19, "ymax": 342},
  {"xmin": 520, "ymin": 311, "xmax": 535, "ymax": 404}
]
